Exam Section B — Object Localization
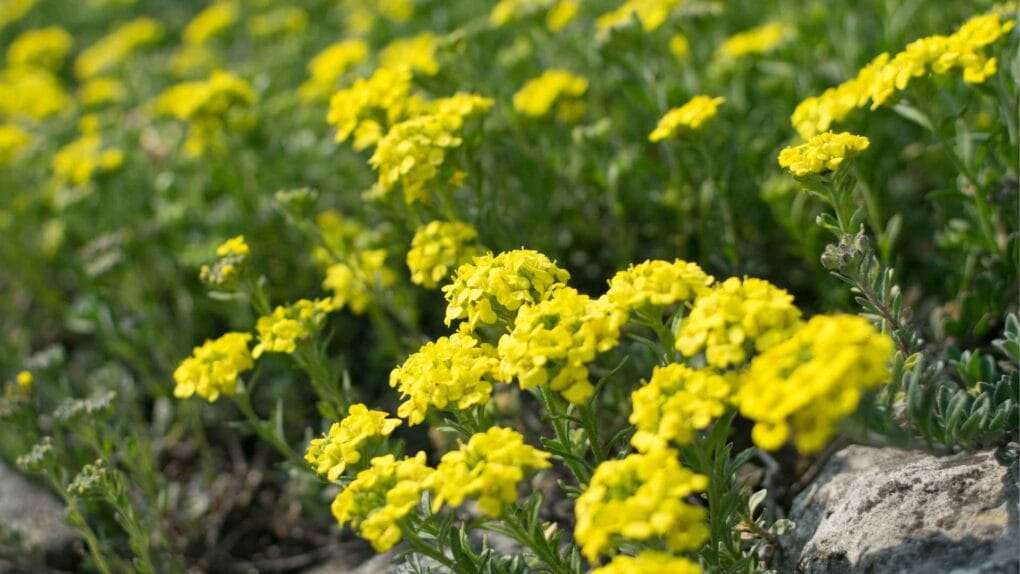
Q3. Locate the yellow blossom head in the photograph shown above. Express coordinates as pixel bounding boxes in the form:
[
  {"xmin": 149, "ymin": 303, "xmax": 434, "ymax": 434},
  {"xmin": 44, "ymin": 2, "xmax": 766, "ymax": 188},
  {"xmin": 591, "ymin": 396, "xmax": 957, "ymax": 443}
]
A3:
[
  {"xmin": 74, "ymin": 17, "xmax": 163, "ymax": 79},
  {"xmin": 717, "ymin": 22, "xmax": 789, "ymax": 60},
  {"xmin": 575, "ymin": 449, "xmax": 708, "ymax": 561},
  {"xmin": 779, "ymin": 131, "xmax": 870, "ymax": 177},
  {"xmin": 184, "ymin": 1, "xmax": 238, "ymax": 46},
  {"xmin": 389, "ymin": 333, "xmax": 500, "ymax": 425},
  {"xmin": 251, "ymin": 298, "xmax": 335, "ymax": 358},
  {"xmin": 430, "ymin": 426, "xmax": 550, "ymax": 516},
  {"xmin": 79, "ymin": 77, "xmax": 126, "ymax": 108},
  {"xmin": 593, "ymin": 552, "xmax": 702, "ymax": 574},
  {"xmin": 200, "ymin": 235, "xmax": 249, "ymax": 286},
  {"xmin": 322, "ymin": 249, "xmax": 396, "ymax": 314},
  {"xmin": 546, "ymin": 0, "xmax": 578, "ymax": 32},
  {"xmin": 513, "ymin": 69, "xmax": 588, "ymax": 119},
  {"xmin": 596, "ymin": 0, "xmax": 681, "ymax": 34},
  {"xmin": 380, "ymin": 33, "xmax": 439, "ymax": 77},
  {"xmin": 331, "ymin": 452, "xmax": 434, "ymax": 552},
  {"xmin": 0, "ymin": 68, "xmax": 69, "ymax": 120},
  {"xmin": 630, "ymin": 364, "xmax": 731, "ymax": 451},
  {"xmin": 8, "ymin": 27, "xmax": 73, "ymax": 70},
  {"xmin": 675, "ymin": 277, "xmax": 802, "ymax": 369},
  {"xmin": 173, "ymin": 332, "xmax": 253, "ymax": 402},
  {"xmin": 327, "ymin": 66, "xmax": 416, "ymax": 150},
  {"xmin": 0, "ymin": 123, "xmax": 30, "ymax": 165},
  {"xmin": 305, "ymin": 404, "xmax": 401, "ymax": 481},
  {"xmin": 605, "ymin": 259, "xmax": 714, "ymax": 313},
  {"xmin": 736, "ymin": 314, "xmax": 893, "ymax": 453},
  {"xmin": 52, "ymin": 133, "xmax": 124, "ymax": 186},
  {"xmin": 498, "ymin": 286, "xmax": 627, "ymax": 404},
  {"xmin": 649, "ymin": 95, "xmax": 725, "ymax": 141},
  {"xmin": 442, "ymin": 249, "xmax": 570, "ymax": 332},
  {"xmin": 299, "ymin": 40, "xmax": 368, "ymax": 102},
  {"xmin": 15, "ymin": 370, "xmax": 33, "ymax": 391},
  {"xmin": 407, "ymin": 221, "xmax": 480, "ymax": 288},
  {"xmin": 247, "ymin": 6, "xmax": 307, "ymax": 38}
]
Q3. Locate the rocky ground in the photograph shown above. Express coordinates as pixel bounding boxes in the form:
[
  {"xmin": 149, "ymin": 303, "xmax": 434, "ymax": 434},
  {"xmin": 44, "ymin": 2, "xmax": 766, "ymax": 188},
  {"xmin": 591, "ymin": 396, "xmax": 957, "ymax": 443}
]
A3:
[{"xmin": 3, "ymin": 446, "xmax": 1017, "ymax": 573}]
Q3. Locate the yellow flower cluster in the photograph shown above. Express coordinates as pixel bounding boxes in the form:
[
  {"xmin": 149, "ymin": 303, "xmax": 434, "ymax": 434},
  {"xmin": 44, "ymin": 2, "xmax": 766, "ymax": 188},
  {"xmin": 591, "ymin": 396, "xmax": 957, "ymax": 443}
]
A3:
[
  {"xmin": 247, "ymin": 6, "xmax": 307, "ymax": 38},
  {"xmin": 443, "ymin": 249, "xmax": 570, "ymax": 332},
  {"xmin": 16, "ymin": 370, "xmax": 33, "ymax": 391},
  {"xmin": 7, "ymin": 27, "xmax": 72, "ymax": 70},
  {"xmin": 0, "ymin": 123, "xmax": 29, "ymax": 165},
  {"xmin": 74, "ymin": 17, "xmax": 163, "ymax": 79},
  {"xmin": 407, "ymin": 220, "xmax": 480, "ymax": 288},
  {"xmin": 0, "ymin": 0, "xmax": 35, "ymax": 29},
  {"xmin": 173, "ymin": 332, "xmax": 253, "ymax": 402},
  {"xmin": 791, "ymin": 12, "xmax": 1015, "ymax": 138},
  {"xmin": 299, "ymin": 40, "xmax": 368, "ymax": 102},
  {"xmin": 79, "ymin": 77, "xmax": 126, "ymax": 108},
  {"xmin": 199, "ymin": 235, "xmax": 249, "ymax": 286},
  {"xmin": 575, "ymin": 449, "xmax": 708, "ymax": 561},
  {"xmin": 717, "ymin": 22, "xmax": 789, "ymax": 60},
  {"xmin": 670, "ymin": 34, "xmax": 690, "ymax": 59},
  {"xmin": 675, "ymin": 277, "xmax": 801, "ymax": 369},
  {"xmin": 605, "ymin": 259, "xmax": 714, "ymax": 312},
  {"xmin": 369, "ymin": 93, "xmax": 493, "ymax": 203},
  {"xmin": 251, "ymin": 298, "xmax": 335, "ymax": 358},
  {"xmin": 0, "ymin": 68, "xmax": 69, "ymax": 120},
  {"xmin": 305, "ymin": 404, "xmax": 402, "ymax": 481},
  {"xmin": 649, "ymin": 95, "xmax": 725, "ymax": 142},
  {"xmin": 498, "ymin": 286, "xmax": 626, "ymax": 404},
  {"xmin": 593, "ymin": 552, "xmax": 702, "ymax": 574},
  {"xmin": 596, "ymin": 0, "xmax": 681, "ymax": 33},
  {"xmin": 322, "ymin": 249, "xmax": 395, "ymax": 314},
  {"xmin": 546, "ymin": 0, "xmax": 579, "ymax": 32},
  {"xmin": 380, "ymin": 33, "xmax": 439, "ymax": 77},
  {"xmin": 51, "ymin": 133, "xmax": 124, "ymax": 186},
  {"xmin": 512, "ymin": 69, "xmax": 588, "ymax": 119},
  {"xmin": 389, "ymin": 333, "xmax": 500, "ymax": 425},
  {"xmin": 327, "ymin": 66, "xmax": 418, "ymax": 150},
  {"xmin": 430, "ymin": 426, "xmax": 550, "ymax": 516},
  {"xmin": 331, "ymin": 452, "xmax": 434, "ymax": 552},
  {"xmin": 736, "ymin": 314, "xmax": 893, "ymax": 453},
  {"xmin": 183, "ymin": 1, "xmax": 238, "ymax": 46},
  {"xmin": 154, "ymin": 70, "xmax": 256, "ymax": 156},
  {"xmin": 778, "ymin": 131, "xmax": 871, "ymax": 177},
  {"xmin": 630, "ymin": 364, "xmax": 731, "ymax": 451},
  {"xmin": 490, "ymin": 0, "xmax": 553, "ymax": 26}
]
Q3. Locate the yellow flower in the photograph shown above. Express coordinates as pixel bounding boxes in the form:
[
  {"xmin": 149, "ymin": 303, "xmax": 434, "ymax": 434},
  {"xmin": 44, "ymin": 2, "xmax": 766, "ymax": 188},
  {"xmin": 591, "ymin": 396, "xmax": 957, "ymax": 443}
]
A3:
[
  {"xmin": 736, "ymin": 314, "xmax": 893, "ymax": 453},
  {"xmin": 649, "ymin": 95, "xmax": 725, "ymax": 142},
  {"xmin": 778, "ymin": 131, "xmax": 870, "ymax": 177},
  {"xmin": 52, "ymin": 133, "xmax": 123, "ymax": 186},
  {"xmin": 407, "ymin": 221, "xmax": 480, "ymax": 288},
  {"xmin": 670, "ymin": 33, "xmax": 690, "ymax": 59},
  {"xmin": 173, "ymin": 332, "xmax": 253, "ymax": 402},
  {"xmin": 331, "ymin": 452, "xmax": 434, "ymax": 552},
  {"xmin": 322, "ymin": 249, "xmax": 396, "ymax": 314},
  {"xmin": 596, "ymin": 0, "xmax": 681, "ymax": 34},
  {"xmin": 717, "ymin": 22, "xmax": 789, "ymax": 60},
  {"xmin": 327, "ymin": 66, "xmax": 418, "ymax": 150},
  {"xmin": 546, "ymin": 0, "xmax": 578, "ymax": 32},
  {"xmin": 592, "ymin": 552, "xmax": 702, "ymax": 574},
  {"xmin": 605, "ymin": 259, "xmax": 714, "ymax": 313},
  {"xmin": 200, "ymin": 235, "xmax": 249, "ymax": 286},
  {"xmin": 430, "ymin": 427, "xmax": 550, "ymax": 516},
  {"xmin": 184, "ymin": 1, "xmax": 238, "ymax": 46},
  {"xmin": 74, "ymin": 17, "xmax": 163, "ymax": 79},
  {"xmin": 0, "ymin": 0, "xmax": 35, "ymax": 29},
  {"xmin": 443, "ymin": 249, "xmax": 570, "ymax": 332},
  {"xmin": 490, "ymin": 0, "xmax": 554, "ymax": 26},
  {"xmin": 675, "ymin": 277, "xmax": 802, "ymax": 369},
  {"xmin": 7, "ymin": 27, "xmax": 73, "ymax": 70},
  {"xmin": 305, "ymin": 404, "xmax": 402, "ymax": 481},
  {"xmin": 0, "ymin": 123, "xmax": 29, "ymax": 165},
  {"xmin": 575, "ymin": 449, "xmax": 708, "ymax": 561},
  {"xmin": 15, "ymin": 370, "xmax": 33, "ymax": 391},
  {"xmin": 251, "ymin": 298, "xmax": 335, "ymax": 358},
  {"xmin": 0, "ymin": 68, "xmax": 69, "ymax": 120},
  {"xmin": 498, "ymin": 287, "xmax": 627, "ymax": 404},
  {"xmin": 630, "ymin": 364, "xmax": 731, "ymax": 452},
  {"xmin": 153, "ymin": 70, "xmax": 256, "ymax": 156},
  {"xmin": 791, "ymin": 11, "xmax": 1015, "ymax": 138},
  {"xmin": 78, "ymin": 77, "xmax": 126, "ymax": 108},
  {"xmin": 369, "ymin": 94, "xmax": 492, "ymax": 203},
  {"xmin": 513, "ymin": 69, "xmax": 588, "ymax": 118},
  {"xmin": 169, "ymin": 45, "xmax": 217, "ymax": 77},
  {"xmin": 380, "ymin": 33, "xmax": 439, "ymax": 77},
  {"xmin": 299, "ymin": 40, "xmax": 368, "ymax": 102},
  {"xmin": 247, "ymin": 6, "xmax": 307, "ymax": 38},
  {"xmin": 389, "ymin": 333, "xmax": 500, "ymax": 425}
]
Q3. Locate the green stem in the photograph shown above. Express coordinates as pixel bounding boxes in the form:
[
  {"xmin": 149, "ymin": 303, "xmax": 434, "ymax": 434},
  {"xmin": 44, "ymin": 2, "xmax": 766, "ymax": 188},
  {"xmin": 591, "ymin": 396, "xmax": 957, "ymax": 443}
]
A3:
[
  {"xmin": 231, "ymin": 393, "xmax": 301, "ymax": 464},
  {"xmin": 399, "ymin": 520, "xmax": 458, "ymax": 570}
]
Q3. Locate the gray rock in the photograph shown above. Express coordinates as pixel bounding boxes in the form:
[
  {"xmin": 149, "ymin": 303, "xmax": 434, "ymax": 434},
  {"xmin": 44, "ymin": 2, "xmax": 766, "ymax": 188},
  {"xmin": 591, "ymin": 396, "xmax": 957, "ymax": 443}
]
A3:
[
  {"xmin": 0, "ymin": 462, "xmax": 78, "ymax": 571},
  {"xmin": 782, "ymin": 445, "xmax": 1019, "ymax": 574}
]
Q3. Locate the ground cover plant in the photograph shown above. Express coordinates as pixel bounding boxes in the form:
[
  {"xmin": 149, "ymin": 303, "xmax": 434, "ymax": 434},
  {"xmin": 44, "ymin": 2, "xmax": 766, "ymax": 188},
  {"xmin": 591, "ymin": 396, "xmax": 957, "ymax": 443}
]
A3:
[{"xmin": 0, "ymin": 0, "xmax": 1017, "ymax": 572}]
